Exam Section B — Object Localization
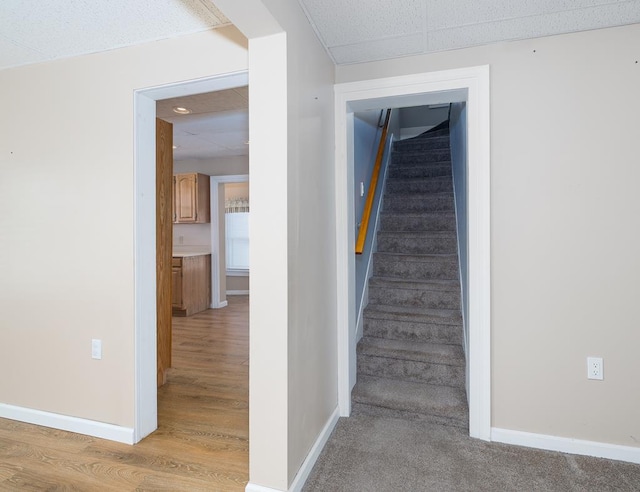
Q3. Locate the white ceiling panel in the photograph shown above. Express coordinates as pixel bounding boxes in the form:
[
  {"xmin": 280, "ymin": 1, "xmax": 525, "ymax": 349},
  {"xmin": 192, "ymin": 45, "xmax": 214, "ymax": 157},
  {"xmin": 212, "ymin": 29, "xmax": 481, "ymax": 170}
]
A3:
[
  {"xmin": 426, "ymin": 0, "xmax": 619, "ymax": 30},
  {"xmin": 428, "ymin": 1, "xmax": 640, "ymax": 52},
  {"xmin": 298, "ymin": 0, "xmax": 640, "ymax": 65},
  {"xmin": 330, "ymin": 33, "xmax": 424, "ymax": 65},
  {"xmin": 0, "ymin": 0, "xmax": 228, "ymax": 70},
  {"xmin": 300, "ymin": 0, "xmax": 423, "ymax": 46},
  {"xmin": 0, "ymin": 34, "xmax": 49, "ymax": 68},
  {"xmin": 158, "ymin": 87, "xmax": 249, "ymax": 162}
]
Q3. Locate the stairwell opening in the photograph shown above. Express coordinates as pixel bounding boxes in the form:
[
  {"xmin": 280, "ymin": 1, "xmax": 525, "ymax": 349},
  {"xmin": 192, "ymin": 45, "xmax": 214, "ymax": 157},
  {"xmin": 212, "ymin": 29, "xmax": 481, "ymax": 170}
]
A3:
[
  {"xmin": 334, "ymin": 66, "xmax": 491, "ymax": 440},
  {"xmin": 353, "ymin": 105, "xmax": 469, "ymax": 429}
]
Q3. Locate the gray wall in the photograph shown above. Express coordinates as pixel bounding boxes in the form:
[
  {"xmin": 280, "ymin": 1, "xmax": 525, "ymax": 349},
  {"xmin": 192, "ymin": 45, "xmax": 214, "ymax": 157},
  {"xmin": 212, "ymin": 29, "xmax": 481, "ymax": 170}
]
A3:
[
  {"xmin": 399, "ymin": 105, "xmax": 449, "ymax": 139},
  {"xmin": 354, "ymin": 111, "xmax": 382, "ymax": 321},
  {"xmin": 449, "ymin": 102, "xmax": 469, "ymax": 388},
  {"xmin": 354, "ymin": 110, "xmax": 398, "ymax": 335}
]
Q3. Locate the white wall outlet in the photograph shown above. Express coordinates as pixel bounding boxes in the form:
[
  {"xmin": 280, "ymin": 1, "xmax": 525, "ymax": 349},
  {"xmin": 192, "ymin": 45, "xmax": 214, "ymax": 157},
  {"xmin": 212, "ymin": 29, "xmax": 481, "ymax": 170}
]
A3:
[
  {"xmin": 92, "ymin": 339, "xmax": 102, "ymax": 360},
  {"xmin": 587, "ymin": 356, "xmax": 603, "ymax": 380}
]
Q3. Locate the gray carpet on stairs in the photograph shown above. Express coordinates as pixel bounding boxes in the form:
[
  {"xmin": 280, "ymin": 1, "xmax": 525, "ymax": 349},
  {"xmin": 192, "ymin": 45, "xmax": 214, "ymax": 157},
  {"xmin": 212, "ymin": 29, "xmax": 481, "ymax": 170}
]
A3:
[
  {"xmin": 353, "ymin": 124, "xmax": 468, "ymax": 429},
  {"xmin": 302, "ymin": 415, "xmax": 640, "ymax": 491}
]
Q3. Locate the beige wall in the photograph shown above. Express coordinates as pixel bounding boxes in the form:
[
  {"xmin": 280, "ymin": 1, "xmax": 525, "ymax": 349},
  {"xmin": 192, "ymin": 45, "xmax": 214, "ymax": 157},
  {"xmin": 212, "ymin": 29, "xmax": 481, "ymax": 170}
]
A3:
[
  {"xmin": 218, "ymin": 0, "xmax": 337, "ymax": 488},
  {"xmin": 0, "ymin": 27, "xmax": 248, "ymax": 427},
  {"xmin": 266, "ymin": 0, "xmax": 338, "ymax": 482},
  {"xmin": 227, "ymin": 275, "xmax": 249, "ymax": 293},
  {"xmin": 338, "ymin": 24, "xmax": 640, "ymax": 448}
]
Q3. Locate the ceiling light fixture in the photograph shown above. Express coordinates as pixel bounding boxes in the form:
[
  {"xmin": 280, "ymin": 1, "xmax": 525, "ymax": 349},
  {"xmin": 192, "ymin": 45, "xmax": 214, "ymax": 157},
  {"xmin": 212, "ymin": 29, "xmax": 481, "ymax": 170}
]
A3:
[{"xmin": 172, "ymin": 106, "xmax": 192, "ymax": 115}]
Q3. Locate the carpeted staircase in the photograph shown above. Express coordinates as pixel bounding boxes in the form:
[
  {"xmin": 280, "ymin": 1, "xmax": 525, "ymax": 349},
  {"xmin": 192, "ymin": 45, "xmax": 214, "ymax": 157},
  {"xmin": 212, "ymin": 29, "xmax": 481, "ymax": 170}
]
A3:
[{"xmin": 352, "ymin": 121, "xmax": 469, "ymax": 429}]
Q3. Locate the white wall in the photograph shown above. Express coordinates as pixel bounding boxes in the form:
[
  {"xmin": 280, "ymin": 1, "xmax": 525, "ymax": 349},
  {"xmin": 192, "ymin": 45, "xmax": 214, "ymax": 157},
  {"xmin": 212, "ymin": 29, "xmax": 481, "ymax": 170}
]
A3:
[
  {"xmin": 337, "ymin": 24, "xmax": 640, "ymax": 448},
  {"xmin": 0, "ymin": 27, "xmax": 248, "ymax": 428}
]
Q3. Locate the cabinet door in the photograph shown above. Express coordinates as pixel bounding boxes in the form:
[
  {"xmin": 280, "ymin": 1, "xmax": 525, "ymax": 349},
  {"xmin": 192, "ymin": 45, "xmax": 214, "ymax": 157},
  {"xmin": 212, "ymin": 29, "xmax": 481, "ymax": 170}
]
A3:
[
  {"xmin": 174, "ymin": 174, "xmax": 198, "ymax": 223},
  {"xmin": 172, "ymin": 266, "xmax": 183, "ymax": 308}
]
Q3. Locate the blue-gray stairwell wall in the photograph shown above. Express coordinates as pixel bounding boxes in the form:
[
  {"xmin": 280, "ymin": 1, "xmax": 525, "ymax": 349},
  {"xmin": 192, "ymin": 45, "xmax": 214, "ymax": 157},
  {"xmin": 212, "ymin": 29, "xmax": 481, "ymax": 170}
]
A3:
[
  {"xmin": 449, "ymin": 102, "xmax": 469, "ymax": 367},
  {"xmin": 354, "ymin": 110, "xmax": 397, "ymax": 334}
]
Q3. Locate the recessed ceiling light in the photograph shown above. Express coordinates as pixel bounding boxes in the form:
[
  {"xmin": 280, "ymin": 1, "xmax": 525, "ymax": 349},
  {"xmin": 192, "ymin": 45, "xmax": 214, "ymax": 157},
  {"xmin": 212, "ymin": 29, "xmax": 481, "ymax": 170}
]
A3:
[{"xmin": 172, "ymin": 106, "xmax": 192, "ymax": 115}]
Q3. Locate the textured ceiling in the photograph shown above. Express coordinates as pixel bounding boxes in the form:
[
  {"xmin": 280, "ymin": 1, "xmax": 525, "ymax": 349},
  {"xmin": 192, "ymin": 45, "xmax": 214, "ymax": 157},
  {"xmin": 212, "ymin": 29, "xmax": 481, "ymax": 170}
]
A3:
[
  {"xmin": 0, "ymin": 0, "xmax": 229, "ymax": 70},
  {"xmin": 3, "ymin": 0, "xmax": 639, "ymax": 161},
  {"xmin": 157, "ymin": 87, "xmax": 249, "ymax": 161},
  {"xmin": 298, "ymin": 0, "xmax": 640, "ymax": 64}
]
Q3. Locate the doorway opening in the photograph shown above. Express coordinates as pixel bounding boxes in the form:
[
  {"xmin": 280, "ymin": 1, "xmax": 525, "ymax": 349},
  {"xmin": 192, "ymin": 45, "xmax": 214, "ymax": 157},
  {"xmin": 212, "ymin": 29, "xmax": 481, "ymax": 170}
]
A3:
[
  {"xmin": 133, "ymin": 71, "xmax": 249, "ymax": 443},
  {"xmin": 334, "ymin": 66, "xmax": 491, "ymax": 440}
]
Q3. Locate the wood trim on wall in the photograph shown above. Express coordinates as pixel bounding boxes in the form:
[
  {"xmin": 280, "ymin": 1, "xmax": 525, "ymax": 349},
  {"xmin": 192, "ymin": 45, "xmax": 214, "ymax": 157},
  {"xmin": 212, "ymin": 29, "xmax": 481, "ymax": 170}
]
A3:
[{"xmin": 156, "ymin": 118, "xmax": 173, "ymax": 387}]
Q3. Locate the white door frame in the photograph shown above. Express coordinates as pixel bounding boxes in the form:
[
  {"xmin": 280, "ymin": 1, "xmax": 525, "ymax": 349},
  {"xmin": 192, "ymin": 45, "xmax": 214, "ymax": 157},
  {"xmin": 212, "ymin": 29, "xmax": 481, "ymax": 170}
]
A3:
[
  {"xmin": 334, "ymin": 66, "xmax": 492, "ymax": 440},
  {"xmin": 133, "ymin": 71, "xmax": 248, "ymax": 443},
  {"xmin": 209, "ymin": 174, "xmax": 249, "ymax": 309}
]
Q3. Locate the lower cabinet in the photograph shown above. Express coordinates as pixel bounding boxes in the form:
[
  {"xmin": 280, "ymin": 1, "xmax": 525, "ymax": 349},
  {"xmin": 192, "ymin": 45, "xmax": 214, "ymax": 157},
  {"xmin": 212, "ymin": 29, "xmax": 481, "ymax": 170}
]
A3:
[{"xmin": 172, "ymin": 254, "xmax": 211, "ymax": 316}]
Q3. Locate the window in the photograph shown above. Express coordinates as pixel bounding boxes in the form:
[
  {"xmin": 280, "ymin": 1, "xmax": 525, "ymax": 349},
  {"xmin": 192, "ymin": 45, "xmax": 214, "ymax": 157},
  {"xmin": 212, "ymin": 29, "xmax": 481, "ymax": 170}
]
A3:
[{"xmin": 225, "ymin": 199, "xmax": 249, "ymax": 272}]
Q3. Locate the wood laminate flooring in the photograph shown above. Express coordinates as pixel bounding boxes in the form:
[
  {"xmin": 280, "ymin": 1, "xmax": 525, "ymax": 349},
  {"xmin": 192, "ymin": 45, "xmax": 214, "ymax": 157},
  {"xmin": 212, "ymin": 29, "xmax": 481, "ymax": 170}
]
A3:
[{"xmin": 0, "ymin": 296, "xmax": 249, "ymax": 491}]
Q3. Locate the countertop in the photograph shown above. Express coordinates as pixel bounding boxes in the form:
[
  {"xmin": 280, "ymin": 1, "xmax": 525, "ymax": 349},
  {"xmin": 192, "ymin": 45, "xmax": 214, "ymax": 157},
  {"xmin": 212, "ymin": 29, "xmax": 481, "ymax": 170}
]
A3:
[{"xmin": 172, "ymin": 246, "xmax": 211, "ymax": 258}]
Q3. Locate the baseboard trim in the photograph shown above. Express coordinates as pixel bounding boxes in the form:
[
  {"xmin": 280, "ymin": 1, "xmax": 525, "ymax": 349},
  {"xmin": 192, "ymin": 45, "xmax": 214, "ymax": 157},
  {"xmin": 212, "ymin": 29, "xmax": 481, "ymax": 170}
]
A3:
[
  {"xmin": 227, "ymin": 290, "xmax": 249, "ymax": 295},
  {"xmin": 491, "ymin": 427, "xmax": 640, "ymax": 464},
  {"xmin": 245, "ymin": 406, "xmax": 340, "ymax": 492},
  {"xmin": 0, "ymin": 403, "xmax": 134, "ymax": 444},
  {"xmin": 245, "ymin": 484, "xmax": 282, "ymax": 492}
]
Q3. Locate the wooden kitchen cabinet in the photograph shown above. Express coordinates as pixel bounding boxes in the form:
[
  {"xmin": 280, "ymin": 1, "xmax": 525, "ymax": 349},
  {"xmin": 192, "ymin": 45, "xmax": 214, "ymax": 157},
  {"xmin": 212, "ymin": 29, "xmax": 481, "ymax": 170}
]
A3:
[
  {"xmin": 172, "ymin": 254, "xmax": 211, "ymax": 316},
  {"xmin": 173, "ymin": 173, "xmax": 210, "ymax": 223}
]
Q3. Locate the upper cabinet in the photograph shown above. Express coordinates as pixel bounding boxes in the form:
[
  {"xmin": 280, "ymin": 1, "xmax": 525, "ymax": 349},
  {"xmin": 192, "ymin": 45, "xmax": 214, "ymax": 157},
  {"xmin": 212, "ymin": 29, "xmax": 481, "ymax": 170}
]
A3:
[{"xmin": 173, "ymin": 173, "xmax": 210, "ymax": 224}]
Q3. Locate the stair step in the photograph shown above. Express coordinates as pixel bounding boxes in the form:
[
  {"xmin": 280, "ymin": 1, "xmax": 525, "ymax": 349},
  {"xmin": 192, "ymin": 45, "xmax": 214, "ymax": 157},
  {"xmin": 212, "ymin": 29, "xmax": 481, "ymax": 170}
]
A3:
[
  {"xmin": 363, "ymin": 305, "xmax": 462, "ymax": 345},
  {"xmin": 358, "ymin": 351, "xmax": 466, "ymax": 387},
  {"xmin": 364, "ymin": 304, "xmax": 462, "ymax": 324},
  {"xmin": 388, "ymin": 164, "xmax": 451, "ymax": 180},
  {"xmin": 380, "ymin": 212, "xmax": 456, "ymax": 232},
  {"xmin": 368, "ymin": 277, "xmax": 461, "ymax": 310},
  {"xmin": 377, "ymin": 230, "xmax": 457, "ymax": 255},
  {"xmin": 373, "ymin": 252, "xmax": 458, "ymax": 280},
  {"xmin": 386, "ymin": 176, "xmax": 453, "ymax": 194},
  {"xmin": 352, "ymin": 375, "xmax": 468, "ymax": 428},
  {"xmin": 394, "ymin": 135, "xmax": 450, "ymax": 152},
  {"xmin": 359, "ymin": 336, "xmax": 464, "ymax": 363},
  {"xmin": 383, "ymin": 193, "xmax": 454, "ymax": 213},
  {"xmin": 391, "ymin": 150, "xmax": 451, "ymax": 166}
]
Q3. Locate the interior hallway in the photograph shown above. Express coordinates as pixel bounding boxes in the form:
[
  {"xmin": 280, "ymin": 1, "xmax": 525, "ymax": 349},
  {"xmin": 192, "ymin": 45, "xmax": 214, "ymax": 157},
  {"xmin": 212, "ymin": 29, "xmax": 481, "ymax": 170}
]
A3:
[{"xmin": 0, "ymin": 296, "xmax": 249, "ymax": 491}]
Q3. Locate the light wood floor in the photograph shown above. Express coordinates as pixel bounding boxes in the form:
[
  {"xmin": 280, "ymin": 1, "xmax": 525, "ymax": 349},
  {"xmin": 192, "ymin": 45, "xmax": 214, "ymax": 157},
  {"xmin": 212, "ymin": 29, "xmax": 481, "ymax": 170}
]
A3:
[{"xmin": 0, "ymin": 296, "xmax": 249, "ymax": 491}]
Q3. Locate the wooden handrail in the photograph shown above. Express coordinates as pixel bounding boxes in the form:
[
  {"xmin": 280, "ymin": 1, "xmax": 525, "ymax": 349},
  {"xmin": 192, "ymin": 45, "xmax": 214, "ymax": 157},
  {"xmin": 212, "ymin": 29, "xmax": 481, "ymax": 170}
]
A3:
[{"xmin": 355, "ymin": 109, "xmax": 391, "ymax": 254}]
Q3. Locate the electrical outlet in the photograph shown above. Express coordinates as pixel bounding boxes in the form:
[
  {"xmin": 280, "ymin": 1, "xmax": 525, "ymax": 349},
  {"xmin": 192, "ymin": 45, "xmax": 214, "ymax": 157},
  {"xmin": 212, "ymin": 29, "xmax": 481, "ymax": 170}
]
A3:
[
  {"xmin": 587, "ymin": 356, "xmax": 603, "ymax": 380},
  {"xmin": 92, "ymin": 339, "xmax": 102, "ymax": 360},
  {"xmin": 360, "ymin": 182, "xmax": 365, "ymax": 197}
]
